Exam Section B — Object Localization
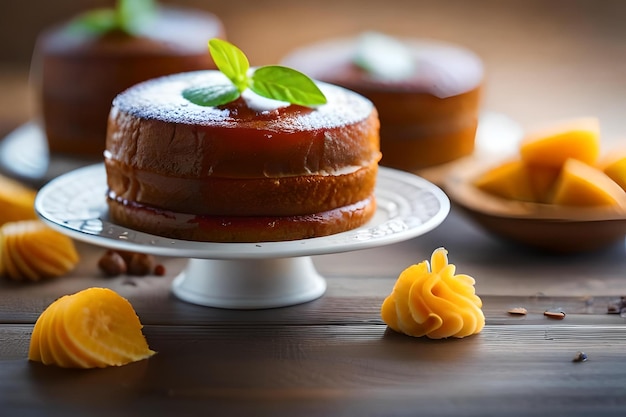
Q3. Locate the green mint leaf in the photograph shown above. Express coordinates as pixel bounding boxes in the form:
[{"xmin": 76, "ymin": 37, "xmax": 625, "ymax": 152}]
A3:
[
  {"xmin": 183, "ymin": 38, "xmax": 327, "ymax": 108},
  {"xmin": 116, "ymin": 0, "xmax": 156, "ymax": 35},
  {"xmin": 68, "ymin": 9, "xmax": 118, "ymax": 34},
  {"xmin": 249, "ymin": 66, "xmax": 327, "ymax": 106},
  {"xmin": 182, "ymin": 84, "xmax": 241, "ymax": 107},
  {"xmin": 68, "ymin": 0, "xmax": 156, "ymax": 35},
  {"xmin": 354, "ymin": 32, "xmax": 415, "ymax": 80},
  {"xmin": 208, "ymin": 39, "xmax": 250, "ymax": 92}
]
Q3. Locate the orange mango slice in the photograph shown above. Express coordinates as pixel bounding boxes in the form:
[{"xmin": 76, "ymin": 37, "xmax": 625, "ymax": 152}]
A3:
[
  {"xmin": 41, "ymin": 297, "xmax": 75, "ymax": 368},
  {"xmin": 472, "ymin": 116, "xmax": 626, "ymax": 208},
  {"xmin": 526, "ymin": 164, "xmax": 561, "ymax": 203},
  {"xmin": 520, "ymin": 117, "xmax": 600, "ymax": 167},
  {"xmin": 551, "ymin": 158, "xmax": 626, "ymax": 207},
  {"xmin": 0, "ymin": 220, "xmax": 79, "ymax": 281},
  {"xmin": 599, "ymin": 151, "xmax": 626, "ymax": 192},
  {"xmin": 0, "ymin": 174, "xmax": 38, "ymax": 226},
  {"xmin": 29, "ymin": 287, "xmax": 155, "ymax": 368},
  {"xmin": 473, "ymin": 160, "xmax": 536, "ymax": 202}
]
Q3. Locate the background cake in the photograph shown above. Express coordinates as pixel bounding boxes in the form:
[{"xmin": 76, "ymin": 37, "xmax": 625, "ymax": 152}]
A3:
[
  {"xmin": 31, "ymin": 4, "xmax": 224, "ymax": 158},
  {"xmin": 281, "ymin": 33, "xmax": 484, "ymax": 172},
  {"xmin": 104, "ymin": 70, "xmax": 381, "ymax": 243}
]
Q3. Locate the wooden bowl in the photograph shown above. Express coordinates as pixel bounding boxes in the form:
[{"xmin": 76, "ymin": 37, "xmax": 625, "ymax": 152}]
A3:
[{"xmin": 443, "ymin": 160, "xmax": 626, "ymax": 253}]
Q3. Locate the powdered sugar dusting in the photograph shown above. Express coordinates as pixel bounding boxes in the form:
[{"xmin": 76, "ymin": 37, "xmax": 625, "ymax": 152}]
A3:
[{"xmin": 112, "ymin": 70, "xmax": 374, "ymax": 130}]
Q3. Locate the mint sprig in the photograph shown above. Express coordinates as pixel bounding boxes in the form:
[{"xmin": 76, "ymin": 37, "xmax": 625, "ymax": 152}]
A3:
[
  {"xmin": 353, "ymin": 32, "xmax": 416, "ymax": 80},
  {"xmin": 183, "ymin": 38, "xmax": 327, "ymax": 108},
  {"xmin": 68, "ymin": 0, "xmax": 156, "ymax": 35}
]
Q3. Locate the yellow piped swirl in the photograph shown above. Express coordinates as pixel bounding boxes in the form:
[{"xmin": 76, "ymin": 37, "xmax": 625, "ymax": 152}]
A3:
[{"xmin": 381, "ymin": 247, "xmax": 484, "ymax": 339}]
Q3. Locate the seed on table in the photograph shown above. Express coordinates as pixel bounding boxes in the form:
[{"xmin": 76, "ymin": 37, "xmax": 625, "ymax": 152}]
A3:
[
  {"xmin": 607, "ymin": 297, "xmax": 626, "ymax": 314},
  {"xmin": 544, "ymin": 310, "xmax": 566, "ymax": 319},
  {"xmin": 507, "ymin": 307, "xmax": 527, "ymax": 315},
  {"xmin": 153, "ymin": 264, "xmax": 166, "ymax": 276},
  {"xmin": 127, "ymin": 253, "xmax": 156, "ymax": 276},
  {"xmin": 98, "ymin": 250, "xmax": 127, "ymax": 277}
]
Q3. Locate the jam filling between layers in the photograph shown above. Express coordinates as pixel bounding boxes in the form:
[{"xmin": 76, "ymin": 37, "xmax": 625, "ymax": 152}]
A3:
[{"xmin": 106, "ymin": 194, "xmax": 376, "ymax": 243}]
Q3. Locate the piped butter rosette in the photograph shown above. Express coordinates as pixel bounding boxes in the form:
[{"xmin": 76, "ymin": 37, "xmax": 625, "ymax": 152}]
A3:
[
  {"xmin": 0, "ymin": 220, "xmax": 79, "ymax": 281},
  {"xmin": 381, "ymin": 247, "xmax": 484, "ymax": 339}
]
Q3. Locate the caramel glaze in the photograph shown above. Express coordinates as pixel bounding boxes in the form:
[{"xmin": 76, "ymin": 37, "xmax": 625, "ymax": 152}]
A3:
[
  {"xmin": 282, "ymin": 37, "xmax": 483, "ymax": 170},
  {"xmin": 105, "ymin": 71, "xmax": 381, "ymax": 241},
  {"xmin": 34, "ymin": 6, "xmax": 224, "ymax": 157}
]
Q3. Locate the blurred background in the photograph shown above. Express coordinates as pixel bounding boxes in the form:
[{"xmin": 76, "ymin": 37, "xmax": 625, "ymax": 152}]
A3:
[{"xmin": 1, "ymin": 0, "xmax": 625, "ymax": 144}]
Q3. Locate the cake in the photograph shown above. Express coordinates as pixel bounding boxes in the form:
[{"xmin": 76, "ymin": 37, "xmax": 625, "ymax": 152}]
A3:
[
  {"xmin": 104, "ymin": 70, "xmax": 381, "ymax": 243},
  {"xmin": 31, "ymin": 5, "xmax": 224, "ymax": 158},
  {"xmin": 281, "ymin": 33, "xmax": 484, "ymax": 171}
]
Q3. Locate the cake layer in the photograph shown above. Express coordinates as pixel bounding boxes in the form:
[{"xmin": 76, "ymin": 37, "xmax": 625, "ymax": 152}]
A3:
[
  {"xmin": 106, "ymin": 160, "xmax": 378, "ymax": 217},
  {"xmin": 106, "ymin": 195, "xmax": 376, "ymax": 243},
  {"xmin": 380, "ymin": 121, "xmax": 478, "ymax": 170}
]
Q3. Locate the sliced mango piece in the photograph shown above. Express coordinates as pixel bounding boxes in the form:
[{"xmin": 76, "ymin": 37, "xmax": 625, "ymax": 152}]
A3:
[
  {"xmin": 473, "ymin": 160, "xmax": 536, "ymax": 202},
  {"xmin": 36, "ymin": 299, "xmax": 57, "ymax": 366},
  {"xmin": 29, "ymin": 298, "xmax": 49, "ymax": 363},
  {"xmin": 520, "ymin": 117, "xmax": 600, "ymax": 167},
  {"xmin": 551, "ymin": 158, "xmax": 626, "ymax": 207},
  {"xmin": 29, "ymin": 288, "xmax": 155, "ymax": 368},
  {"xmin": 0, "ymin": 220, "xmax": 79, "ymax": 281},
  {"xmin": 43, "ymin": 297, "xmax": 77, "ymax": 368},
  {"xmin": 0, "ymin": 174, "xmax": 37, "ymax": 226},
  {"xmin": 50, "ymin": 295, "xmax": 100, "ymax": 369},
  {"xmin": 599, "ymin": 151, "xmax": 626, "ymax": 192},
  {"xmin": 526, "ymin": 164, "xmax": 562, "ymax": 203}
]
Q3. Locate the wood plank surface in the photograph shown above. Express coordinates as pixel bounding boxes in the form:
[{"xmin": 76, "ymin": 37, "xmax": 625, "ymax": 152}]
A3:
[
  {"xmin": 1, "ymin": 0, "xmax": 626, "ymax": 415},
  {"xmin": 1, "ymin": 213, "xmax": 625, "ymax": 416},
  {"xmin": 3, "ymin": 320, "xmax": 626, "ymax": 417},
  {"xmin": 0, "ymin": 209, "xmax": 624, "ymax": 416}
]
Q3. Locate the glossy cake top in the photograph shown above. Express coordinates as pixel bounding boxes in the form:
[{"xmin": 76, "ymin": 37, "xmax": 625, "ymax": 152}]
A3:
[
  {"xmin": 282, "ymin": 37, "xmax": 484, "ymax": 99},
  {"xmin": 106, "ymin": 70, "xmax": 380, "ymax": 179},
  {"xmin": 111, "ymin": 70, "xmax": 375, "ymax": 130}
]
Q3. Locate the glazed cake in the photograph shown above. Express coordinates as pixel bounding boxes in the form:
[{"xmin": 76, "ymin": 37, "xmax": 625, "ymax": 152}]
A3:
[
  {"xmin": 32, "ymin": 6, "xmax": 224, "ymax": 158},
  {"xmin": 104, "ymin": 70, "xmax": 381, "ymax": 242},
  {"xmin": 282, "ymin": 34, "xmax": 484, "ymax": 171}
]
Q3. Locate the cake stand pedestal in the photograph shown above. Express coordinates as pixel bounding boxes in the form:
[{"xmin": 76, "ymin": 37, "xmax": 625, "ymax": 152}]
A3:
[
  {"xmin": 172, "ymin": 257, "xmax": 326, "ymax": 309},
  {"xmin": 34, "ymin": 164, "xmax": 449, "ymax": 309}
]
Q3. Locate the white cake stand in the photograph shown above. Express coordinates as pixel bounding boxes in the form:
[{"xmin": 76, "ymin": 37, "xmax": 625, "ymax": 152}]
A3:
[{"xmin": 35, "ymin": 164, "xmax": 450, "ymax": 309}]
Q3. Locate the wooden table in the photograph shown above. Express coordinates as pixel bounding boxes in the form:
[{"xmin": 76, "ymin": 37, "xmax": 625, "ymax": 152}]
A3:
[
  {"xmin": 1, "ymin": 1, "xmax": 626, "ymax": 415},
  {"xmin": 1, "ymin": 213, "xmax": 625, "ymax": 417}
]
